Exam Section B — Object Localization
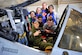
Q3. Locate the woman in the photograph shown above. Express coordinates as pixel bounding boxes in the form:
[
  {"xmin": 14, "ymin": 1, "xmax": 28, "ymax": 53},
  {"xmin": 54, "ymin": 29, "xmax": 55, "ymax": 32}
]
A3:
[{"xmin": 47, "ymin": 5, "xmax": 58, "ymax": 25}]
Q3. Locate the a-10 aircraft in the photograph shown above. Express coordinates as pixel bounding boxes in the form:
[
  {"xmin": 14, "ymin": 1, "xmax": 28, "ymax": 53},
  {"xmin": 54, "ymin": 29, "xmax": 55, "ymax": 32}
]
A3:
[{"xmin": 0, "ymin": 0, "xmax": 82, "ymax": 55}]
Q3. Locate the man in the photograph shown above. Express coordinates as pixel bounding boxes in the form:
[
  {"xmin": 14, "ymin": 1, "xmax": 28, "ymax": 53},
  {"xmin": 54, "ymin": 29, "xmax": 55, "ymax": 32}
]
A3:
[
  {"xmin": 23, "ymin": 9, "xmax": 31, "ymax": 31},
  {"xmin": 43, "ymin": 18, "xmax": 56, "ymax": 37},
  {"xmin": 43, "ymin": 18, "xmax": 57, "ymax": 44},
  {"xmin": 42, "ymin": 2, "xmax": 48, "ymax": 23},
  {"xmin": 29, "ymin": 21, "xmax": 53, "ymax": 50}
]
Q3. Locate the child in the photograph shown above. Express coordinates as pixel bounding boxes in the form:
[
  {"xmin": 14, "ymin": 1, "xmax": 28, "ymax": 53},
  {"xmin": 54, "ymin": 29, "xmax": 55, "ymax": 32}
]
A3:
[{"xmin": 38, "ymin": 15, "xmax": 43, "ymax": 28}]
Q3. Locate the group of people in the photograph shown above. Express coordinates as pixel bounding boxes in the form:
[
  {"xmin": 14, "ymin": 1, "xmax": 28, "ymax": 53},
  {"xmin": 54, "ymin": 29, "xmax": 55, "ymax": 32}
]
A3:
[{"xmin": 24, "ymin": 2, "xmax": 59, "ymax": 51}]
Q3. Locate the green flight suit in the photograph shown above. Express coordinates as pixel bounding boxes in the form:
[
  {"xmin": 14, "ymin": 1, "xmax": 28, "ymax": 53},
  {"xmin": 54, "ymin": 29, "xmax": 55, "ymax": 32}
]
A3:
[{"xmin": 29, "ymin": 25, "xmax": 53, "ymax": 50}]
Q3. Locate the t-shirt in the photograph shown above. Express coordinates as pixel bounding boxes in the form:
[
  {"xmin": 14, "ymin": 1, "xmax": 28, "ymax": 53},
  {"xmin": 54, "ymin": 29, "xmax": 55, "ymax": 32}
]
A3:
[
  {"xmin": 42, "ymin": 8, "xmax": 48, "ymax": 14},
  {"xmin": 35, "ymin": 13, "xmax": 42, "ymax": 18},
  {"xmin": 39, "ymin": 22, "xmax": 43, "ymax": 28},
  {"xmin": 47, "ymin": 12, "xmax": 57, "ymax": 25},
  {"xmin": 42, "ymin": 8, "xmax": 48, "ymax": 23},
  {"xmin": 43, "ymin": 23, "xmax": 56, "ymax": 33}
]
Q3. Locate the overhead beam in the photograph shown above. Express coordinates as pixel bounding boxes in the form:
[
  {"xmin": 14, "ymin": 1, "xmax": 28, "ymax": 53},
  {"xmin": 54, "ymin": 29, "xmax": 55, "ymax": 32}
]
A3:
[{"xmin": 59, "ymin": 0, "xmax": 82, "ymax": 4}]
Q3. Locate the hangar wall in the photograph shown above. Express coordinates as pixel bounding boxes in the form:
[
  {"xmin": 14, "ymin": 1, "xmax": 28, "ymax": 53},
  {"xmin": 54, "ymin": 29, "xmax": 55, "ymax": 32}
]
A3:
[
  {"xmin": 58, "ymin": 3, "xmax": 82, "ymax": 18},
  {"xmin": 26, "ymin": 0, "xmax": 82, "ymax": 18}
]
